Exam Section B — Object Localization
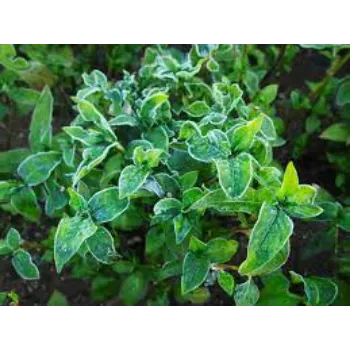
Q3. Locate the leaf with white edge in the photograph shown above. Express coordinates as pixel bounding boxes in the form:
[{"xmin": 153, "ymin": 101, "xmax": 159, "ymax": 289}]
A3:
[
  {"xmin": 217, "ymin": 271, "xmax": 235, "ymax": 296},
  {"xmin": 260, "ymin": 114, "xmax": 277, "ymax": 140},
  {"xmin": 186, "ymin": 101, "xmax": 211, "ymax": 118},
  {"xmin": 11, "ymin": 249, "xmax": 40, "ymax": 280},
  {"xmin": 119, "ymin": 165, "xmax": 150, "ymax": 199},
  {"xmin": 68, "ymin": 188, "xmax": 88, "ymax": 212},
  {"xmin": 277, "ymin": 162, "xmax": 299, "ymax": 201},
  {"xmin": 336, "ymin": 80, "xmax": 350, "ymax": 107},
  {"xmin": 77, "ymin": 99, "xmax": 116, "ymax": 141},
  {"xmin": 73, "ymin": 143, "xmax": 117, "ymax": 185},
  {"xmin": 284, "ymin": 203, "xmax": 323, "ymax": 219},
  {"xmin": 288, "ymin": 185, "xmax": 317, "ymax": 204},
  {"xmin": 181, "ymin": 251, "xmax": 210, "ymax": 294},
  {"xmin": 215, "ymin": 153, "xmax": 252, "ymax": 199},
  {"xmin": 18, "ymin": 152, "xmax": 61, "ymax": 186},
  {"xmin": 255, "ymin": 166, "xmax": 281, "ymax": 187},
  {"xmin": 88, "ymin": 187, "xmax": 130, "ymax": 223},
  {"xmin": 0, "ymin": 240, "xmax": 12, "ymax": 256},
  {"xmin": 6, "ymin": 228, "xmax": 22, "ymax": 251},
  {"xmin": 0, "ymin": 176, "xmax": 17, "ymax": 198},
  {"xmin": 133, "ymin": 146, "xmax": 163, "ymax": 168},
  {"xmin": 250, "ymin": 136, "xmax": 272, "ymax": 166},
  {"xmin": 63, "ymin": 126, "xmax": 104, "ymax": 146},
  {"xmin": 239, "ymin": 202, "xmax": 293, "ymax": 276},
  {"xmin": 0, "ymin": 148, "xmax": 31, "ymax": 174},
  {"xmin": 11, "ymin": 186, "xmax": 41, "ymax": 222},
  {"xmin": 54, "ymin": 215, "xmax": 97, "ymax": 273},
  {"xmin": 234, "ymin": 278, "xmax": 260, "ymax": 306},
  {"xmin": 143, "ymin": 126, "xmax": 169, "ymax": 151},
  {"xmin": 187, "ymin": 129, "xmax": 231, "ymax": 163},
  {"xmin": 174, "ymin": 213, "xmax": 193, "ymax": 244},
  {"xmin": 29, "ymin": 86, "xmax": 53, "ymax": 152},
  {"xmin": 290, "ymin": 272, "xmax": 338, "ymax": 306},
  {"xmin": 229, "ymin": 115, "xmax": 263, "ymax": 152},
  {"xmin": 206, "ymin": 238, "xmax": 238, "ymax": 263},
  {"xmin": 86, "ymin": 227, "xmax": 118, "ymax": 264},
  {"xmin": 153, "ymin": 197, "xmax": 182, "ymax": 220}
]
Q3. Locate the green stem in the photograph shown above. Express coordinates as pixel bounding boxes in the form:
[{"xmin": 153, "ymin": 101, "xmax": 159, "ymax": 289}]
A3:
[
  {"xmin": 309, "ymin": 51, "xmax": 350, "ymax": 106},
  {"xmin": 213, "ymin": 263, "xmax": 239, "ymax": 271}
]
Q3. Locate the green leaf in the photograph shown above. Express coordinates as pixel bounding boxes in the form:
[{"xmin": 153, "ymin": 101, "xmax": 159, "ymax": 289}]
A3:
[
  {"xmin": 11, "ymin": 249, "xmax": 40, "ymax": 280},
  {"xmin": 234, "ymin": 278, "xmax": 260, "ymax": 306},
  {"xmin": 73, "ymin": 143, "xmax": 116, "ymax": 185},
  {"xmin": 112, "ymin": 260, "xmax": 135, "ymax": 274},
  {"xmin": 86, "ymin": 227, "xmax": 118, "ymax": 264},
  {"xmin": 186, "ymin": 101, "xmax": 211, "ymax": 118},
  {"xmin": 258, "ymin": 84, "xmax": 278, "ymax": 105},
  {"xmin": 189, "ymin": 236, "xmax": 207, "ymax": 254},
  {"xmin": 257, "ymin": 271, "xmax": 301, "ymax": 306},
  {"xmin": 119, "ymin": 272, "xmax": 148, "ymax": 305},
  {"xmin": 181, "ymin": 251, "xmax": 210, "ymax": 294},
  {"xmin": 290, "ymin": 272, "xmax": 338, "ymax": 306},
  {"xmin": 88, "ymin": 187, "xmax": 130, "ymax": 223},
  {"xmin": 29, "ymin": 86, "xmax": 53, "ymax": 152},
  {"xmin": 140, "ymin": 92, "xmax": 168, "ymax": 120},
  {"xmin": 6, "ymin": 228, "xmax": 22, "ymax": 251},
  {"xmin": 0, "ymin": 149, "xmax": 32, "ymax": 174},
  {"xmin": 45, "ymin": 180, "xmax": 68, "ymax": 217},
  {"xmin": 54, "ymin": 215, "xmax": 97, "ymax": 273},
  {"xmin": 0, "ymin": 240, "xmax": 12, "ymax": 256},
  {"xmin": 174, "ymin": 213, "xmax": 193, "ymax": 244},
  {"xmin": 336, "ymin": 80, "xmax": 350, "ymax": 106},
  {"xmin": 239, "ymin": 202, "xmax": 293, "ymax": 276},
  {"xmin": 68, "ymin": 188, "xmax": 88, "ymax": 212},
  {"xmin": 206, "ymin": 238, "xmax": 238, "ymax": 263},
  {"xmin": 179, "ymin": 171, "xmax": 198, "ymax": 191},
  {"xmin": 0, "ymin": 180, "xmax": 20, "ymax": 202},
  {"xmin": 77, "ymin": 99, "xmax": 116, "ymax": 141},
  {"xmin": 154, "ymin": 197, "xmax": 182, "ymax": 218},
  {"xmin": 63, "ymin": 126, "xmax": 104, "ymax": 146},
  {"xmin": 338, "ymin": 208, "xmax": 350, "ymax": 232},
  {"xmin": 185, "ymin": 287, "xmax": 211, "ymax": 304},
  {"xmin": 145, "ymin": 227, "xmax": 165, "ymax": 255},
  {"xmin": 320, "ymin": 123, "xmax": 350, "ymax": 143},
  {"xmin": 143, "ymin": 126, "xmax": 169, "ymax": 151},
  {"xmin": 11, "ymin": 186, "xmax": 41, "ymax": 222},
  {"xmin": 217, "ymin": 271, "xmax": 235, "ymax": 296},
  {"xmin": 118, "ymin": 165, "xmax": 150, "ymax": 199},
  {"xmin": 215, "ymin": 153, "xmax": 253, "ymax": 199},
  {"xmin": 187, "ymin": 129, "xmax": 231, "ymax": 163},
  {"xmin": 284, "ymin": 203, "xmax": 323, "ymax": 219},
  {"xmin": 229, "ymin": 115, "xmax": 263, "ymax": 152},
  {"xmin": 277, "ymin": 162, "xmax": 299, "ymax": 200},
  {"xmin": 0, "ymin": 292, "xmax": 7, "ymax": 305},
  {"xmin": 133, "ymin": 146, "xmax": 163, "ymax": 168},
  {"xmin": 18, "ymin": 151, "xmax": 61, "ymax": 186},
  {"xmin": 47, "ymin": 290, "xmax": 69, "ymax": 306}
]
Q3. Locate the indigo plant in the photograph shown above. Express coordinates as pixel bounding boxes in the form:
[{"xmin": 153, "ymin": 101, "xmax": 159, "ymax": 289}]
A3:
[{"xmin": 0, "ymin": 44, "xmax": 345, "ymax": 305}]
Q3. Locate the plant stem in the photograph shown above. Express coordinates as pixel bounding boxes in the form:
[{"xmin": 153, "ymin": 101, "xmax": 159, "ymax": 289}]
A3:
[
  {"xmin": 213, "ymin": 263, "xmax": 239, "ymax": 271},
  {"xmin": 309, "ymin": 51, "xmax": 350, "ymax": 106},
  {"xmin": 261, "ymin": 44, "xmax": 287, "ymax": 86}
]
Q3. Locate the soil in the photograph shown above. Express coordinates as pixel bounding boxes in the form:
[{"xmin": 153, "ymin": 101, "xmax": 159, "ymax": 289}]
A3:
[{"xmin": 1, "ymin": 45, "xmax": 349, "ymax": 305}]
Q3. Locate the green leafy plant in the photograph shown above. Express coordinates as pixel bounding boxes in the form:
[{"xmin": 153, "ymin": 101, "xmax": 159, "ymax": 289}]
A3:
[{"xmin": 0, "ymin": 44, "xmax": 343, "ymax": 306}]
